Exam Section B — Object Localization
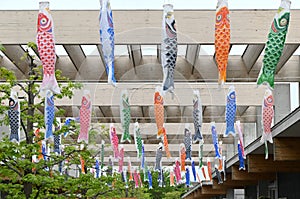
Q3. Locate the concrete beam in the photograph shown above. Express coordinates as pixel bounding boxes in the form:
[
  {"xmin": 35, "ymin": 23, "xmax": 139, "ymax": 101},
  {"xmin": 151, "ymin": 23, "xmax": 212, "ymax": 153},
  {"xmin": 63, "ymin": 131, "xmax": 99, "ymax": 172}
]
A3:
[
  {"xmin": 2, "ymin": 45, "xmax": 28, "ymax": 75},
  {"xmin": 231, "ymin": 166, "xmax": 276, "ymax": 181},
  {"xmin": 273, "ymin": 138, "xmax": 300, "ymax": 161},
  {"xmin": 201, "ymin": 186, "xmax": 226, "ymax": 195},
  {"xmin": 1, "ymin": 10, "xmax": 300, "ymax": 44},
  {"xmin": 0, "ymin": 55, "xmax": 25, "ymax": 79},
  {"xmin": 56, "ymin": 83, "xmax": 266, "ymax": 107},
  {"xmin": 185, "ymin": 44, "xmax": 200, "ymax": 74},
  {"xmin": 247, "ymin": 154, "xmax": 300, "ymax": 173},
  {"xmin": 242, "ymin": 44, "xmax": 265, "ymax": 73},
  {"xmin": 63, "ymin": 44, "xmax": 86, "ymax": 70},
  {"xmin": 128, "ymin": 45, "xmax": 142, "ymax": 73},
  {"xmin": 274, "ymin": 84, "xmax": 291, "ymax": 123},
  {"xmin": 276, "ymin": 44, "xmax": 299, "ymax": 74}
]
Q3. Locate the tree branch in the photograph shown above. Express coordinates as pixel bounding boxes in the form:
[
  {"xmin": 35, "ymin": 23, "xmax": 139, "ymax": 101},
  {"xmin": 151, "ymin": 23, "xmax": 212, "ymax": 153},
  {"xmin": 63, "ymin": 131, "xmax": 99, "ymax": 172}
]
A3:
[
  {"xmin": 38, "ymin": 149, "xmax": 81, "ymax": 171},
  {"xmin": 91, "ymin": 189, "xmax": 113, "ymax": 199},
  {"xmin": 20, "ymin": 118, "xmax": 29, "ymax": 142},
  {"xmin": 33, "ymin": 185, "xmax": 41, "ymax": 199},
  {"xmin": 17, "ymin": 83, "xmax": 27, "ymax": 94},
  {"xmin": 2, "ymin": 159, "xmax": 23, "ymax": 177}
]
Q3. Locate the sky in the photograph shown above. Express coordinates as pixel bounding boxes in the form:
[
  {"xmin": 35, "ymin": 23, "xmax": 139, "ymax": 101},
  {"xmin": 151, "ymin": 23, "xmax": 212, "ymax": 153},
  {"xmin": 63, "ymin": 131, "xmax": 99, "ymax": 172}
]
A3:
[{"xmin": 1, "ymin": 0, "xmax": 300, "ymax": 10}]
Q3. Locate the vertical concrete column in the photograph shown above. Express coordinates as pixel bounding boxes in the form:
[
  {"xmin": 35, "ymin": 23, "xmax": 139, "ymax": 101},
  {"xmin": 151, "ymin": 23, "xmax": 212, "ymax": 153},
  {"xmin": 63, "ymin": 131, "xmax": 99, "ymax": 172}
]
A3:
[
  {"xmin": 245, "ymin": 185, "xmax": 257, "ymax": 199},
  {"xmin": 273, "ymin": 84, "xmax": 291, "ymax": 123},
  {"xmin": 243, "ymin": 123, "xmax": 256, "ymax": 147},
  {"xmin": 226, "ymin": 189, "xmax": 234, "ymax": 199},
  {"xmin": 257, "ymin": 180, "xmax": 269, "ymax": 198},
  {"xmin": 226, "ymin": 142, "xmax": 235, "ymax": 160},
  {"xmin": 256, "ymin": 107, "xmax": 262, "ymax": 138}
]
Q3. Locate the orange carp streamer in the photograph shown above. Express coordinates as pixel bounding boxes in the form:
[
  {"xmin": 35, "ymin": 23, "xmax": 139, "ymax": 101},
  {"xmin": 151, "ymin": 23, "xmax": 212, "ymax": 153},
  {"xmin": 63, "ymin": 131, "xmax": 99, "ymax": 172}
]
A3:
[
  {"xmin": 154, "ymin": 90, "xmax": 165, "ymax": 138},
  {"xmin": 215, "ymin": 0, "xmax": 230, "ymax": 85},
  {"xmin": 162, "ymin": 127, "xmax": 171, "ymax": 158}
]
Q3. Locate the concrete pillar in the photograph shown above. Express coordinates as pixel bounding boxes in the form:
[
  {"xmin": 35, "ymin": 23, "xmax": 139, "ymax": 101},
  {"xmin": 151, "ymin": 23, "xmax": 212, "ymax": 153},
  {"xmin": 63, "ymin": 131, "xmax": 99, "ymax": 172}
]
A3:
[
  {"xmin": 257, "ymin": 180, "xmax": 269, "ymax": 198},
  {"xmin": 226, "ymin": 142, "xmax": 235, "ymax": 160},
  {"xmin": 256, "ymin": 107, "xmax": 262, "ymax": 138},
  {"xmin": 273, "ymin": 84, "xmax": 291, "ymax": 123},
  {"xmin": 243, "ymin": 123, "xmax": 256, "ymax": 147},
  {"xmin": 226, "ymin": 189, "xmax": 234, "ymax": 199},
  {"xmin": 278, "ymin": 173, "xmax": 300, "ymax": 199},
  {"xmin": 245, "ymin": 185, "xmax": 257, "ymax": 199}
]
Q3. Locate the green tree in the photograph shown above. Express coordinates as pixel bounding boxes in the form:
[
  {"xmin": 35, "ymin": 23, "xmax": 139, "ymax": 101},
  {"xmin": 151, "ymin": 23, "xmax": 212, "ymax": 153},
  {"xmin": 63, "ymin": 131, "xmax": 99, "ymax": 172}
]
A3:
[
  {"xmin": 0, "ymin": 43, "xmax": 128, "ymax": 199},
  {"xmin": 0, "ymin": 43, "xmax": 187, "ymax": 199}
]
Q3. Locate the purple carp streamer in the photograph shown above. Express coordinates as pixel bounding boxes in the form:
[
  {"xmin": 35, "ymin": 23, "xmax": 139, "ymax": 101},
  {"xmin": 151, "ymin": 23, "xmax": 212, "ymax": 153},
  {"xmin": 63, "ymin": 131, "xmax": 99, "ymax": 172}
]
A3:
[
  {"xmin": 99, "ymin": 0, "xmax": 116, "ymax": 85},
  {"xmin": 257, "ymin": 0, "xmax": 291, "ymax": 89},
  {"xmin": 161, "ymin": 3, "xmax": 177, "ymax": 94},
  {"xmin": 8, "ymin": 91, "xmax": 20, "ymax": 143},
  {"xmin": 45, "ymin": 90, "xmax": 55, "ymax": 140},
  {"xmin": 77, "ymin": 90, "xmax": 92, "ymax": 144},
  {"xmin": 37, "ymin": 2, "xmax": 60, "ymax": 95}
]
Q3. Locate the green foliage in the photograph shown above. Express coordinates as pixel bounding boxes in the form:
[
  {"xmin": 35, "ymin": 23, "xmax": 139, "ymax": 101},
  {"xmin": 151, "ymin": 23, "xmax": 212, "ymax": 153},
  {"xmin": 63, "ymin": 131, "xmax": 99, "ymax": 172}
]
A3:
[
  {"xmin": 0, "ymin": 43, "xmax": 5, "ymax": 51},
  {"xmin": 0, "ymin": 42, "xmax": 187, "ymax": 199}
]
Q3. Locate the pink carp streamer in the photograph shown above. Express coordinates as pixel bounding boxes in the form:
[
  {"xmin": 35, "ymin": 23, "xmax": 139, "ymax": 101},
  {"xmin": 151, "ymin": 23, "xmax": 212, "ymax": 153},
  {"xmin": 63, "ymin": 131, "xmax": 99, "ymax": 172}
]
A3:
[
  {"xmin": 174, "ymin": 159, "xmax": 181, "ymax": 184},
  {"xmin": 118, "ymin": 145, "xmax": 124, "ymax": 173},
  {"xmin": 110, "ymin": 123, "xmax": 119, "ymax": 159},
  {"xmin": 77, "ymin": 90, "xmax": 92, "ymax": 144},
  {"xmin": 37, "ymin": 2, "xmax": 60, "ymax": 95},
  {"xmin": 133, "ymin": 169, "xmax": 139, "ymax": 188},
  {"xmin": 261, "ymin": 89, "xmax": 274, "ymax": 159},
  {"xmin": 137, "ymin": 171, "xmax": 143, "ymax": 187}
]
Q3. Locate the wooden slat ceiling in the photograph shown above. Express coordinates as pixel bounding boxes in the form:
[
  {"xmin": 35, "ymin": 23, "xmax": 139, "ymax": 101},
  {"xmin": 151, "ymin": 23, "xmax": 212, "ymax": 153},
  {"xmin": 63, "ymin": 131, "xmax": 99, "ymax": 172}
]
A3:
[{"xmin": 0, "ymin": 10, "xmax": 299, "ymax": 166}]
